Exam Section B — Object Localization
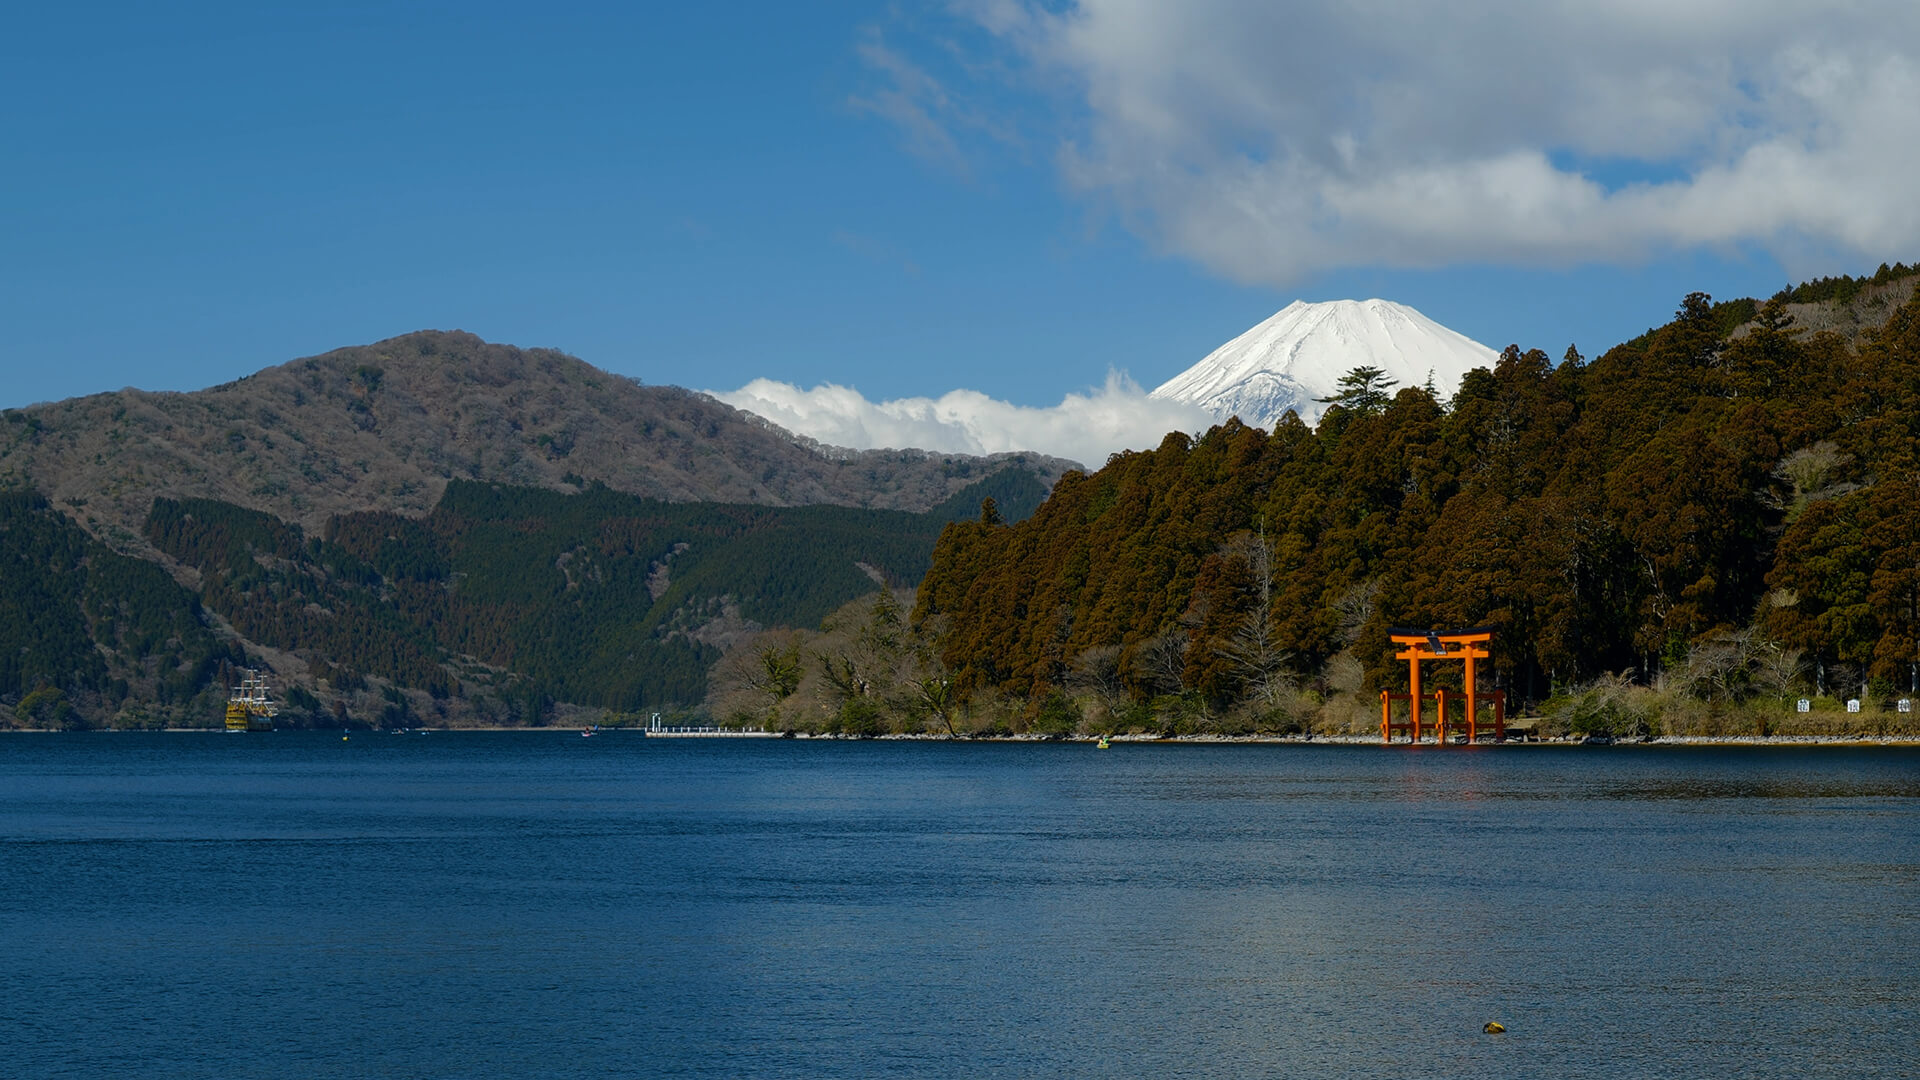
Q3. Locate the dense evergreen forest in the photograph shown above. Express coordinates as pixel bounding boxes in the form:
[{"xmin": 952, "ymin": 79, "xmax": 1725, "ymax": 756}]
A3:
[
  {"xmin": 7, "ymin": 266, "xmax": 1920, "ymax": 735},
  {"xmin": 915, "ymin": 274, "xmax": 1920, "ymax": 735},
  {"xmin": 2, "ymin": 467, "xmax": 1046, "ymax": 728},
  {"xmin": 0, "ymin": 490, "xmax": 243, "ymax": 726}
]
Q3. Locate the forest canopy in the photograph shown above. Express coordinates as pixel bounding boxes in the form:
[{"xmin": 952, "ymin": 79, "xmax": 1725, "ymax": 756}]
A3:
[
  {"xmin": 0, "ymin": 466, "xmax": 1048, "ymax": 727},
  {"xmin": 6, "ymin": 273, "xmax": 1919, "ymax": 735},
  {"xmin": 914, "ymin": 286, "xmax": 1920, "ymax": 727}
]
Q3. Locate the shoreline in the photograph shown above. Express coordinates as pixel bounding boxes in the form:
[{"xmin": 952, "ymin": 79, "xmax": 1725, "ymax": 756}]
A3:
[{"xmin": 5, "ymin": 728, "xmax": 1917, "ymax": 746}]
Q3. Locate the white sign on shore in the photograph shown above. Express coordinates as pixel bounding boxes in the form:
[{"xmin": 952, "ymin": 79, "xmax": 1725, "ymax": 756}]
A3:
[
  {"xmin": 1846, "ymin": 699, "xmax": 1861, "ymax": 713},
  {"xmin": 1900, "ymin": 699, "xmax": 1913, "ymax": 714},
  {"xmin": 1797, "ymin": 699, "xmax": 1811, "ymax": 713}
]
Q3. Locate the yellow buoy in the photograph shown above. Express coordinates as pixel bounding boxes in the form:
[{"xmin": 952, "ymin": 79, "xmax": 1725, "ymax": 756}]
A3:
[{"xmin": 1483, "ymin": 1021, "xmax": 1505, "ymax": 1034}]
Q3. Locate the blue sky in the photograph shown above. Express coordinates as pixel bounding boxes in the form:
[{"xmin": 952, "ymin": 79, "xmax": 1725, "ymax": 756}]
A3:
[{"xmin": 3, "ymin": 2, "xmax": 1908, "ymax": 433}]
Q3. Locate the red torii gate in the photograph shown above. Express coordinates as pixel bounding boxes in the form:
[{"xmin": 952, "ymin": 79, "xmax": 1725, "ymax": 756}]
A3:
[{"xmin": 1380, "ymin": 627, "xmax": 1506, "ymax": 744}]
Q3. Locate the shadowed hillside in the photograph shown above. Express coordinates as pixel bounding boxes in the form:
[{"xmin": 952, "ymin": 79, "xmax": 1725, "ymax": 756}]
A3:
[{"xmin": 1, "ymin": 466, "xmax": 1049, "ymax": 729}]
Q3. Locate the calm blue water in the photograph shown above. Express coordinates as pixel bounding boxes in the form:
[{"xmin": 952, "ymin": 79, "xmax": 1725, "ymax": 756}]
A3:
[{"xmin": 2, "ymin": 735, "xmax": 1916, "ymax": 1079}]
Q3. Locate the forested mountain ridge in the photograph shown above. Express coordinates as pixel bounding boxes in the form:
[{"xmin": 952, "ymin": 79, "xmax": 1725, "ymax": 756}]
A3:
[
  {"xmin": 8, "ymin": 271, "xmax": 1919, "ymax": 734},
  {"xmin": 0, "ymin": 330, "xmax": 1074, "ymax": 550},
  {"xmin": 915, "ymin": 272, "xmax": 1920, "ymax": 731},
  {"xmin": 2, "ymin": 467, "xmax": 1049, "ymax": 729}
]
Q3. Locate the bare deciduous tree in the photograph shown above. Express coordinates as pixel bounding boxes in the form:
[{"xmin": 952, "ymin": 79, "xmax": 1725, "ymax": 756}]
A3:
[
  {"xmin": 748, "ymin": 638, "xmax": 804, "ymax": 722},
  {"xmin": 1217, "ymin": 527, "xmax": 1294, "ymax": 708},
  {"xmin": 709, "ymin": 630, "xmax": 806, "ymax": 727},
  {"xmin": 1332, "ymin": 579, "xmax": 1380, "ymax": 650},
  {"xmin": 915, "ymin": 675, "xmax": 960, "ymax": 738},
  {"xmin": 1067, "ymin": 644, "xmax": 1128, "ymax": 719},
  {"xmin": 1768, "ymin": 441, "xmax": 1859, "ymax": 518},
  {"xmin": 1754, "ymin": 640, "xmax": 1804, "ymax": 698},
  {"xmin": 1133, "ymin": 629, "xmax": 1189, "ymax": 697}
]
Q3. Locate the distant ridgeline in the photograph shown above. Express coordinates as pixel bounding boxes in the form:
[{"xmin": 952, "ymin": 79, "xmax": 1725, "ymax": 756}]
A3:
[
  {"xmin": 917, "ymin": 281, "xmax": 1920, "ymax": 713},
  {"xmin": 1, "ymin": 468, "xmax": 1046, "ymax": 727}
]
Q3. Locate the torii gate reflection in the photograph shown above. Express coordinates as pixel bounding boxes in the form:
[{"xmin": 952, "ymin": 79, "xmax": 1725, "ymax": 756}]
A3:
[{"xmin": 1379, "ymin": 628, "xmax": 1506, "ymax": 744}]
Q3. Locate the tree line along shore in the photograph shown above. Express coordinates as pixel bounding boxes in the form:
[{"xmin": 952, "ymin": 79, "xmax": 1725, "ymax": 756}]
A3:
[
  {"xmin": 720, "ymin": 272, "xmax": 1920, "ymax": 742},
  {"xmin": 6, "ymin": 268, "xmax": 1920, "ymax": 735}
]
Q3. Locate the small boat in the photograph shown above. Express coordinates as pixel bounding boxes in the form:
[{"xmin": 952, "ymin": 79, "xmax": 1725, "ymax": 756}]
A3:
[
  {"xmin": 581, "ymin": 725, "xmax": 599, "ymax": 738},
  {"xmin": 1096, "ymin": 735, "xmax": 1111, "ymax": 749}
]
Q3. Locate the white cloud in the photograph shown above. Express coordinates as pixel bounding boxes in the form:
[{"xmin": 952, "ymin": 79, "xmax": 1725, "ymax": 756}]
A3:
[
  {"xmin": 849, "ymin": 21, "xmax": 1024, "ymax": 179},
  {"xmin": 709, "ymin": 373, "xmax": 1218, "ymax": 468},
  {"xmin": 848, "ymin": 28, "xmax": 973, "ymax": 175},
  {"xmin": 944, "ymin": 1, "xmax": 1920, "ymax": 281}
]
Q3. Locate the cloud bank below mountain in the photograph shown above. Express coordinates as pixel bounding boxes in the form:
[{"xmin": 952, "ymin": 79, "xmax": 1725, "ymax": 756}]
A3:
[{"xmin": 710, "ymin": 373, "xmax": 1219, "ymax": 468}]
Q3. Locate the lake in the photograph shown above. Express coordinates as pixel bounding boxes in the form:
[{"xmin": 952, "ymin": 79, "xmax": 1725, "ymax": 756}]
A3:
[{"xmin": 2, "ymin": 734, "xmax": 1916, "ymax": 1079}]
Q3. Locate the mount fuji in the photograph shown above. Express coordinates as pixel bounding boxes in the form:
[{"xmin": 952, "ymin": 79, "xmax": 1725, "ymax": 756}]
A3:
[{"xmin": 1151, "ymin": 299, "xmax": 1499, "ymax": 428}]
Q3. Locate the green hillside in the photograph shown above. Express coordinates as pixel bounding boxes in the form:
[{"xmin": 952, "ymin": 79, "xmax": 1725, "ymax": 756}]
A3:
[
  {"xmin": 0, "ymin": 466, "xmax": 1045, "ymax": 728},
  {"xmin": 0, "ymin": 490, "xmax": 242, "ymax": 727}
]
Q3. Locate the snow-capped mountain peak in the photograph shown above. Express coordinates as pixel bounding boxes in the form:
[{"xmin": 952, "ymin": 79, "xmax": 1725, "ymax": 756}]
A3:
[{"xmin": 1150, "ymin": 299, "xmax": 1498, "ymax": 427}]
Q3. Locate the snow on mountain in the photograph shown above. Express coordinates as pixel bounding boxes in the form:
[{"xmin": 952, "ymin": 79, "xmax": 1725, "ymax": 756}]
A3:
[{"xmin": 1150, "ymin": 299, "xmax": 1498, "ymax": 428}]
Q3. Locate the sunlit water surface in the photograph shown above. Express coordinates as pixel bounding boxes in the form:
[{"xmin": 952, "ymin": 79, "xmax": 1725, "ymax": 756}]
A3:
[{"xmin": 3, "ymin": 735, "xmax": 1916, "ymax": 1079}]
